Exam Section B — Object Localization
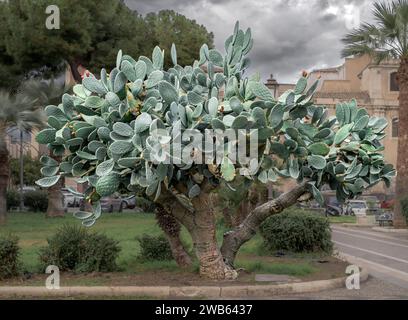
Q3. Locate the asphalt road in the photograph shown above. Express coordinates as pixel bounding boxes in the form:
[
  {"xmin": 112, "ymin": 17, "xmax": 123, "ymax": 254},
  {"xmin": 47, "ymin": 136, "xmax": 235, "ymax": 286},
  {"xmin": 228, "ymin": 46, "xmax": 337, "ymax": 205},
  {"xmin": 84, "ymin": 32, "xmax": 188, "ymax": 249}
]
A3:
[{"xmin": 331, "ymin": 225, "xmax": 408, "ymax": 291}]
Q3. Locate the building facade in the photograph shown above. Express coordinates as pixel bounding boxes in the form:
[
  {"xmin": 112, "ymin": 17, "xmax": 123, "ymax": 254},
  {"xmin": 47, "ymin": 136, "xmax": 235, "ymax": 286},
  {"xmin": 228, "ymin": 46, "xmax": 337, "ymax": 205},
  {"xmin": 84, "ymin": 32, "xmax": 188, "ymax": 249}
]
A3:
[{"xmin": 266, "ymin": 54, "xmax": 399, "ymax": 196}]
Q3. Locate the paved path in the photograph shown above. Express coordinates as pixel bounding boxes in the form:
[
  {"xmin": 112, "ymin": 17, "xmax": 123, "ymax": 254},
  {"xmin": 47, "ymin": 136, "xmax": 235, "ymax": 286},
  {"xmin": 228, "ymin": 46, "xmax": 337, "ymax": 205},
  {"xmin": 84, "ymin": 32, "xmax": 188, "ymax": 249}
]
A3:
[{"xmin": 331, "ymin": 225, "xmax": 408, "ymax": 291}]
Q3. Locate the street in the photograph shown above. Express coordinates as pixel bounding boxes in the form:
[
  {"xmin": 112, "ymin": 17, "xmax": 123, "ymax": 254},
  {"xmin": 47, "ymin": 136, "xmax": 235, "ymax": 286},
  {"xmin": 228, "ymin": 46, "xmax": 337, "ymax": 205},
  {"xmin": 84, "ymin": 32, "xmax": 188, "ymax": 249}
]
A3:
[
  {"xmin": 257, "ymin": 225, "xmax": 408, "ymax": 299},
  {"xmin": 331, "ymin": 225, "xmax": 408, "ymax": 291}
]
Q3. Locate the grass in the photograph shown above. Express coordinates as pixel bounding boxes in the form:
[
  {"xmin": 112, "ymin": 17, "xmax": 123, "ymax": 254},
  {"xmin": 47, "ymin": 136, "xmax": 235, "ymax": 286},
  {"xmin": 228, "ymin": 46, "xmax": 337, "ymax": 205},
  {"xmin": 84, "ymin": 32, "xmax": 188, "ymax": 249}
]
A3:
[
  {"xmin": 328, "ymin": 215, "xmax": 357, "ymax": 224},
  {"xmin": 0, "ymin": 211, "xmax": 334, "ymax": 281}
]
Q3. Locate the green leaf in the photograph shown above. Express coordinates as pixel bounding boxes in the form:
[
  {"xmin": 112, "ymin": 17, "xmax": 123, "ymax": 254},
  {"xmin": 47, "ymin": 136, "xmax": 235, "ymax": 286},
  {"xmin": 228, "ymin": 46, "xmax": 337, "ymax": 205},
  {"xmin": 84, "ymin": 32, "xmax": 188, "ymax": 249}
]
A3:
[
  {"xmin": 135, "ymin": 113, "xmax": 152, "ymax": 133},
  {"xmin": 152, "ymin": 46, "xmax": 164, "ymax": 70},
  {"xmin": 73, "ymin": 211, "xmax": 94, "ymax": 220},
  {"xmin": 36, "ymin": 128, "xmax": 56, "ymax": 144},
  {"xmin": 208, "ymin": 97, "xmax": 218, "ymax": 117},
  {"xmin": 188, "ymin": 184, "xmax": 201, "ymax": 198},
  {"xmin": 35, "ymin": 175, "xmax": 61, "ymax": 188},
  {"xmin": 308, "ymin": 142, "xmax": 330, "ymax": 156},
  {"xmin": 211, "ymin": 118, "xmax": 225, "ymax": 130},
  {"xmin": 309, "ymin": 183, "xmax": 324, "ymax": 206},
  {"xmin": 249, "ymin": 82, "xmax": 274, "ymax": 101},
  {"xmin": 146, "ymin": 70, "xmax": 163, "ymax": 88},
  {"xmin": 96, "ymin": 159, "xmax": 114, "ymax": 176},
  {"xmin": 76, "ymin": 151, "xmax": 97, "ymax": 160},
  {"xmin": 221, "ymin": 157, "xmax": 235, "ymax": 182},
  {"xmin": 96, "ymin": 173, "xmax": 120, "ymax": 197},
  {"xmin": 158, "ymin": 81, "xmax": 179, "ymax": 105},
  {"xmin": 134, "ymin": 60, "xmax": 147, "ymax": 80},
  {"xmin": 314, "ymin": 128, "xmax": 332, "ymax": 140},
  {"xmin": 269, "ymin": 103, "xmax": 285, "ymax": 128},
  {"xmin": 40, "ymin": 155, "xmax": 58, "ymax": 167},
  {"xmin": 231, "ymin": 115, "xmax": 248, "ymax": 129},
  {"xmin": 270, "ymin": 142, "xmax": 288, "ymax": 159},
  {"xmin": 113, "ymin": 122, "xmax": 134, "ymax": 137},
  {"xmin": 82, "ymin": 77, "xmax": 107, "ymax": 95},
  {"xmin": 40, "ymin": 166, "xmax": 59, "ymax": 177},
  {"xmin": 353, "ymin": 115, "xmax": 369, "ymax": 131},
  {"xmin": 171, "ymin": 43, "xmax": 177, "ymax": 66},
  {"xmin": 121, "ymin": 60, "xmax": 137, "ymax": 82},
  {"xmin": 294, "ymin": 77, "xmax": 307, "ymax": 95},
  {"xmin": 334, "ymin": 124, "xmax": 353, "ymax": 145},
  {"xmin": 335, "ymin": 103, "xmax": 345, "ymax": 125},
  {"xmin": 208, "ymin": 49, "xmax": 224, "ymax": 67},
  {"xmin": 109, "ymin": 140, "xmax": 133, "ymax": 155},
  {"xmin": 307, "ymin": 155, "xmax": 327, "ymax": 170}
]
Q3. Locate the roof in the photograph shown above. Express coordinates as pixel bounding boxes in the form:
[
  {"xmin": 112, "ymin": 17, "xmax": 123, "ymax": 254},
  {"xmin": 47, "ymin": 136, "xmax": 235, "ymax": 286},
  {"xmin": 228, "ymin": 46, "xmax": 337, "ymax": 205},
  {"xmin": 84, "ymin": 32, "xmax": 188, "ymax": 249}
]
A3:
[
  {"xmin": 312, "ymin": 66, "xmax": 341, "ymax": 73},
  {"xmin": 314, "ymin": 91, "xmax": 371, "ymax": 103}
]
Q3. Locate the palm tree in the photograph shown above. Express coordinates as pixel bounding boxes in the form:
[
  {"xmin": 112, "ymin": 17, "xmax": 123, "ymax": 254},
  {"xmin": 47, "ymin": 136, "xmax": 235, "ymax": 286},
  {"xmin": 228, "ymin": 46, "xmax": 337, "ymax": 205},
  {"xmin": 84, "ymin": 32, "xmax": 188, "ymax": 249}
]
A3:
[
  {"xmin": 19, "ymin": 79, "xmax": 67, "ymax": 218},
  {"xmin": 0, "ymin": 90, "xmax": 45, "ymax": 224},
  {"xmin": 342, "ymin": 0, "xmax": 408, "ymax": 228}
]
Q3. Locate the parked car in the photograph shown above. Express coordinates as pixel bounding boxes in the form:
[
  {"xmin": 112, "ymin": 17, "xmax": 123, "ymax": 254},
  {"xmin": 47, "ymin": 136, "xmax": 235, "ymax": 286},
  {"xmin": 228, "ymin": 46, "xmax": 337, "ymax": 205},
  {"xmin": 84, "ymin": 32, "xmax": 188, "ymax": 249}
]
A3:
[
  {"xmin": 325, "ymin": 204, "xmax": 342, "ymax": 216},
  {"xmin": 61, "ymin": 188, "xmax": 83, "ymax": 207},
  {"xmin": 100, "ymin": 196, "xmax": 123, "ymax": 213},
  {"xmin": 359, "ymin": 195, "xmax": 382, "ymax": 215},
  {"xmin": 62, "ymin": 191, "xmax": 76, "ymax": 207},
  {"xmin": 344, "ymin": 200, "xmax": 368, "ymax": 216},
  {"xmin": 121, "ymin": 195, "xmax": 136, "ymax": 209}
]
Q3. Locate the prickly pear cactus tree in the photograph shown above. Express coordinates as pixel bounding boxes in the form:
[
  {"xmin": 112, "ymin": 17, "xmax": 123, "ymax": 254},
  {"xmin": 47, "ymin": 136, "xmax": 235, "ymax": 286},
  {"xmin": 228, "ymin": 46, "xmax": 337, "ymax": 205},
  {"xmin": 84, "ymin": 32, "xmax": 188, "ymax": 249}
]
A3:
[{"xmin": 36, "ymin": 22, "xmax": 395, "ymax": 279}]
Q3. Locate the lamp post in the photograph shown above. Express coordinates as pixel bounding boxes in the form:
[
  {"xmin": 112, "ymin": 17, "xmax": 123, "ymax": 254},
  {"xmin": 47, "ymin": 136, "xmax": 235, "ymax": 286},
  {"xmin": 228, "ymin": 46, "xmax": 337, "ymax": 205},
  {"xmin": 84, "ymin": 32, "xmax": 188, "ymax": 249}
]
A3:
[{"xmin": 19, "ymin": 129, "xmax": 24, "ymax": 211}]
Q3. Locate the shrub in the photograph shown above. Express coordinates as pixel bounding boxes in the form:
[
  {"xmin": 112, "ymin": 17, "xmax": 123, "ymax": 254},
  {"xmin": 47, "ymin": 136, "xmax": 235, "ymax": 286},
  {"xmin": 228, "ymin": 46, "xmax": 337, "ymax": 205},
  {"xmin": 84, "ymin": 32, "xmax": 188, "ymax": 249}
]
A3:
[
  {"xmin": 137, "ymin": 234, "xmax": 173, "ymax": 261},
  {"xmin": 0, "ymin": 235, "xmax": 20, "ymax": 279},
  {"xmin": 39, "ymin": 224, "xmax": 121, "ymax": 272},
  {"xmin": 6, "ymin": 189, "xmax": 19, "ymax": 210},
  {"xmin": 260, "ymin": 209, "xmax": 333, "ymax": 254},
  {"xmin": 23, "ymin": 190, "xmax": 48, "ymax": 212},
  {"xmin": 134, "ymin": 196, "xmax": 156, "ymax": 212}
]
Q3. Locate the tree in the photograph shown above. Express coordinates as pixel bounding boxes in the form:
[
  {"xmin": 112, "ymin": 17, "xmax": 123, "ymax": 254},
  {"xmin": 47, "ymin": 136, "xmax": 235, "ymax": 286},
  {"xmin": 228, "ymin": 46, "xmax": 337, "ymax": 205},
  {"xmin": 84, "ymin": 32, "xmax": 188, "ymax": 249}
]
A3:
[
  {"xmin": 0, "ymin": 1, "xmax": 213, "ymax": 88},
  {"xmin": 20, "ymin": 79, "xmax": 67, "ymax": 217},
  {"xmin": 35, "ymin": 22, "xmax": 395, "ymax": 279},
  {"xmin": 0, "ymin": 90, "xmax": 44, "ymax": 224},
  {"xmin": 342, "ymin": 0, "xmax": 408, "ymax": 228},
  {"xmin": 10, "ymin": 156, "xmax": 42, "ymax": 186},
  {"xmin": 145, "ymin": 10, "xmax": 214, "ymax": 68}
]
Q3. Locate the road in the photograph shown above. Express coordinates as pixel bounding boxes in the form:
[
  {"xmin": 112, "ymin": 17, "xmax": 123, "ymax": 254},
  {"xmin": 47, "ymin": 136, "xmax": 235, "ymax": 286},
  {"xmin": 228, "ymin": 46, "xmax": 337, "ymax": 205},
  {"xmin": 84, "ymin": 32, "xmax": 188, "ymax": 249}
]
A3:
[{"xmin": 331, "ymin": 225, "xmax": 408, "ymax": 290}]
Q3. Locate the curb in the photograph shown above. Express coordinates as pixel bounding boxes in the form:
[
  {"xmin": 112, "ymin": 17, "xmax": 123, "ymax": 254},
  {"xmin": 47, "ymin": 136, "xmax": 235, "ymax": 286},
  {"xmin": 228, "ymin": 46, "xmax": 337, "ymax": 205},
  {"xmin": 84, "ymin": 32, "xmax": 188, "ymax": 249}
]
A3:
[
  {"xmin": 0, "ymin": 270, "xmax": 369, "ymax": 298},
  {"xmin": 340, "ymin": 223, "xmax": 373, "ymax": 228},
  {"xmin": 372, "ymin": 227, "xmax": 408, "ymax": 234}
]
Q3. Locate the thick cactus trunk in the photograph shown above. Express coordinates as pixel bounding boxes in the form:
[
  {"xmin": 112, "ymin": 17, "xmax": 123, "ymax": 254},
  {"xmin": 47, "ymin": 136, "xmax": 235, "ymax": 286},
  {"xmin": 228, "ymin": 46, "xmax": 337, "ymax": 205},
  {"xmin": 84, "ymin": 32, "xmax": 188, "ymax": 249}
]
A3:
[
  {"xmin": 189, "ymin": 193, "xmax": 237, "ymax": 280},
  {"xmin": 155, "ymin": 204, "xmax": 192, "ymax": 267},
  {"xmin": 159, "ymin": 187, "xmax": 237, "ymax": 280}
]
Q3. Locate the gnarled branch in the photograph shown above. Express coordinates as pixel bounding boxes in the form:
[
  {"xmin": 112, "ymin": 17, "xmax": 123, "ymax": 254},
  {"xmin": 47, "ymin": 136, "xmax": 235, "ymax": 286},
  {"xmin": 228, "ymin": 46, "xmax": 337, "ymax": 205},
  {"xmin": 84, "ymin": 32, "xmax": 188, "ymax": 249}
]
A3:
[{"xmin": 220, "ymin": 182, "xmax": 310, "ymax": 267}]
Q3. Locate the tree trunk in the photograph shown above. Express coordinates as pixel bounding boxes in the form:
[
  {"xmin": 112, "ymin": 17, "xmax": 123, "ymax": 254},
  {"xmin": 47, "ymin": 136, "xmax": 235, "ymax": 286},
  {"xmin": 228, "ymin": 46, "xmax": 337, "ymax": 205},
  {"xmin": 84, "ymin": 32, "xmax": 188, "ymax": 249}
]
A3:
[
  {"xmin": 155, "ymin": 204, "xmax": 192, "ymax": 267},
  {"xmin": 68, "ymin": 60, "xmax": 83, "ymax": 83},
  {"xmin": 46, "ymin": 154, "xmax": 64, "ymax": 217},
  {"xmin": 394, "ymin": 57, "xmax": 408, "ymax": 228},
  {"xmin": 221, "ymin": 182, "xmax": 309, "ymax": 267},
  {"xmin": 0, "ymin": 133, "xmax": 9, "ymax": 225},
  {"xmin": 159, "ymin": 186, "xmax": 237, "ymax": 280},
  {"xmin": 189, "ymin": 192, "xmax": 237, "ymax": 280}
]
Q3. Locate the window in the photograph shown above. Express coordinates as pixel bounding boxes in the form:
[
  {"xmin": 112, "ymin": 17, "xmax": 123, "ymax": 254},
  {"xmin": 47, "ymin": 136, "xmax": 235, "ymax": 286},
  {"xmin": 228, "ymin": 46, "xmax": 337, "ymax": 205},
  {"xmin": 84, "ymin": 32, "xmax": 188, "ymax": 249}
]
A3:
[
  {"xmin": 390, "ymin": 72, "xmax": 399, "ymax": 91},
  {"xmin": 392, "ymin": 117, "xmax": 399, "ymax": 137}
]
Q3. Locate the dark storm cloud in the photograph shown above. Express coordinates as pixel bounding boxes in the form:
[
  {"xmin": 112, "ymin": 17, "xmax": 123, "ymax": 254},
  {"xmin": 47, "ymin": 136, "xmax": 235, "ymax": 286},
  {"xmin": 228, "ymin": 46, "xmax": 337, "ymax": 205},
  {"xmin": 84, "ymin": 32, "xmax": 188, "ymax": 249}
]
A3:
[{"xmin": 124, "ymin": 0, "xmax": 380, "ymax": 83}]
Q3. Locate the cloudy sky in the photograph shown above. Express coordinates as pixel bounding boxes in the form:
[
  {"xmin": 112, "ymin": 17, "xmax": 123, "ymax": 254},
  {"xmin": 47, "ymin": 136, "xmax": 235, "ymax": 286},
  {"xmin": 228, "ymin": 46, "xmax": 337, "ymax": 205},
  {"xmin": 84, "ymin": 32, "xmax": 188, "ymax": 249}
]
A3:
[{"xmin": 125, "ymin": 0, "xmax": 379, "ymax": 83}]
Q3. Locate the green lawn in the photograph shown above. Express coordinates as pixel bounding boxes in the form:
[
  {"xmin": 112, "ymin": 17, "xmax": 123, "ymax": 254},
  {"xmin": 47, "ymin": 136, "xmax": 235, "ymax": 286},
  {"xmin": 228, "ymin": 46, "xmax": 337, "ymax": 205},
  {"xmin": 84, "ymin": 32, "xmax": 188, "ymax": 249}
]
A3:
[
  {"xmin": 328, "ymin": 215, "xmax": 357, "ymax": 224},
  {"xmin": 0, "ymin": 211, "xmax": 333, "ymax": 280}
]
